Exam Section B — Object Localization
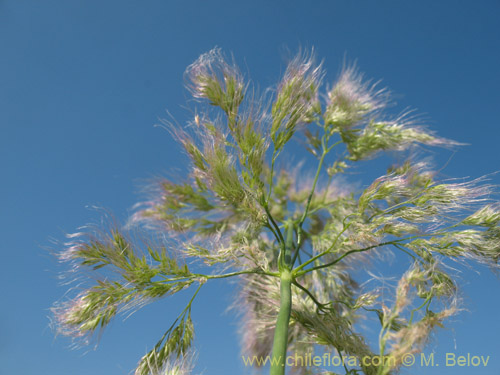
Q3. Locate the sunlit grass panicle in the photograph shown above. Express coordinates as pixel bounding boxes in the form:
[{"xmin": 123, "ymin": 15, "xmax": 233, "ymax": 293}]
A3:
[
  {"xmin": 236, "ymin": 274, "xmax": 281, "ymax": 364},
  {"xmin": 463, "ymin": 203, "xmax": 500, "ymax": 227},
  {"xmin": 325, "ymin": 64, "xmax": 386, "ymax": 129},
  {"xmin": 151, "ymin": 114, "xmax": 266, "ymax": 230},
  {"xmin": 345, "ymin": 115, "xmax": 453, "ymax": 161},
  {"xmin": 325, "ymin": 66, "xmax": 457, "ymax": 161},
  {"xmin": 370, "ymin": 261, "xmax": 459, "ymax": 374},
  {"xmin": 185, "ymin": 48, "xmax": 245, "ymax": 121},
  {"xmin": 271, "ymin": 50, "xmax": 323, "ymax": 150},
  {"xmin": 52, "ymin": 224, "xmax": 195, "ymax": 347},
  {"xmin": 136, "ymin": 349, "xmax": 195, "ymax": 375},
  {"xmin": 135, "ymin": 312, "xmax": 196, "ymax": 375}
]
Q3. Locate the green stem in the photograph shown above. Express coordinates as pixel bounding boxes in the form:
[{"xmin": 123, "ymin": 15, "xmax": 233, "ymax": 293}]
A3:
[
  {"xmin": 296, "ymin": 145, "xmax": 327, "ymax": 248},
  {"xmin": 267, "ymin": 149, "xmax": 280, "ymax": 204},
  {"xmin": 270, "ymin": 269, "xmax": 292, "ymax": 375},
  {"xmin": 264, "ymin": 203, "xmax": 286, "ymax": 247},
  {"xmin": 281, "ymin": 220, "xmax": 294, "ymax": 268},
  {"xmin": 293, "ymin": 138, "xmax": 341, "ymax": 266},
  {"xmin": 409, "ymin": 296, "xmax": 432, "ymax": 325}
]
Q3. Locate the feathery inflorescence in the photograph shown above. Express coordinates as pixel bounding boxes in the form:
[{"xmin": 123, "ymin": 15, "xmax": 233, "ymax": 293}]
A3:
[{"xmin": 51, "ymin": 49, "xmax": 500, "ymax": 375}]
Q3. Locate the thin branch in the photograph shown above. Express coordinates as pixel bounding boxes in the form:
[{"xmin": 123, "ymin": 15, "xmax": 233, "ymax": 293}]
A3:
[
  {"xmin": 296, "ymin": 137, "xmax": 328, "ymax": 249},
  {"xmin": 159, "ymin": 268, "xmax": 278, "ymax": 284},
  {"xmin": 266, "ymin": 149, "xmax": 280, "ymax": 204},
  {"xmin": 264, "ymin": 203, "xmax": 285, "ymax": 247},
  {"xmin": 292, "ymin": 280, "xmax": 329, "ymax": 312},
  {"xmin": 295, "ymin": 240, "xmax": 400, "ymax": 277},
  {"xmin": 293, "ymin": 218, "xmax": 352, "ymax": 273}
]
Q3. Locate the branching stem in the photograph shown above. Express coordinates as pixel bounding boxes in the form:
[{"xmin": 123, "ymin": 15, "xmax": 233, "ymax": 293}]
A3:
[{"xmin": 270, "ymin": 269, "xmax": 292, "ymax": 375}]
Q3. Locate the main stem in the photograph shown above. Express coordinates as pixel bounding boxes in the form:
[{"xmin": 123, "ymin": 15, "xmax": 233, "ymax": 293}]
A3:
[{"xmin": 270, "ymin": 269, "xmax": 292, "ymax": 375}]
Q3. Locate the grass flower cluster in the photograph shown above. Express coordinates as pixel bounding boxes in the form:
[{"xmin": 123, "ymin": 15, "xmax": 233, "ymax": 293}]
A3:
[{"xmin": 52, "ymin": 48, "xmax": 500, "ymax": 375}]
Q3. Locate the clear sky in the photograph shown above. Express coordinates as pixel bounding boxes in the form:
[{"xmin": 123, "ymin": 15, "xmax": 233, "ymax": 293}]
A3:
[{"xmin": 1, "ymin": 1, "xmax": 499, "ymax": 374}]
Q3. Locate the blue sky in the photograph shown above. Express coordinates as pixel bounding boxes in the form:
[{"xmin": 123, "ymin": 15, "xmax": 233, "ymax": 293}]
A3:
[{"xmin": 1, "ymin": 1, "xmax": 499, "ymax": 374}]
